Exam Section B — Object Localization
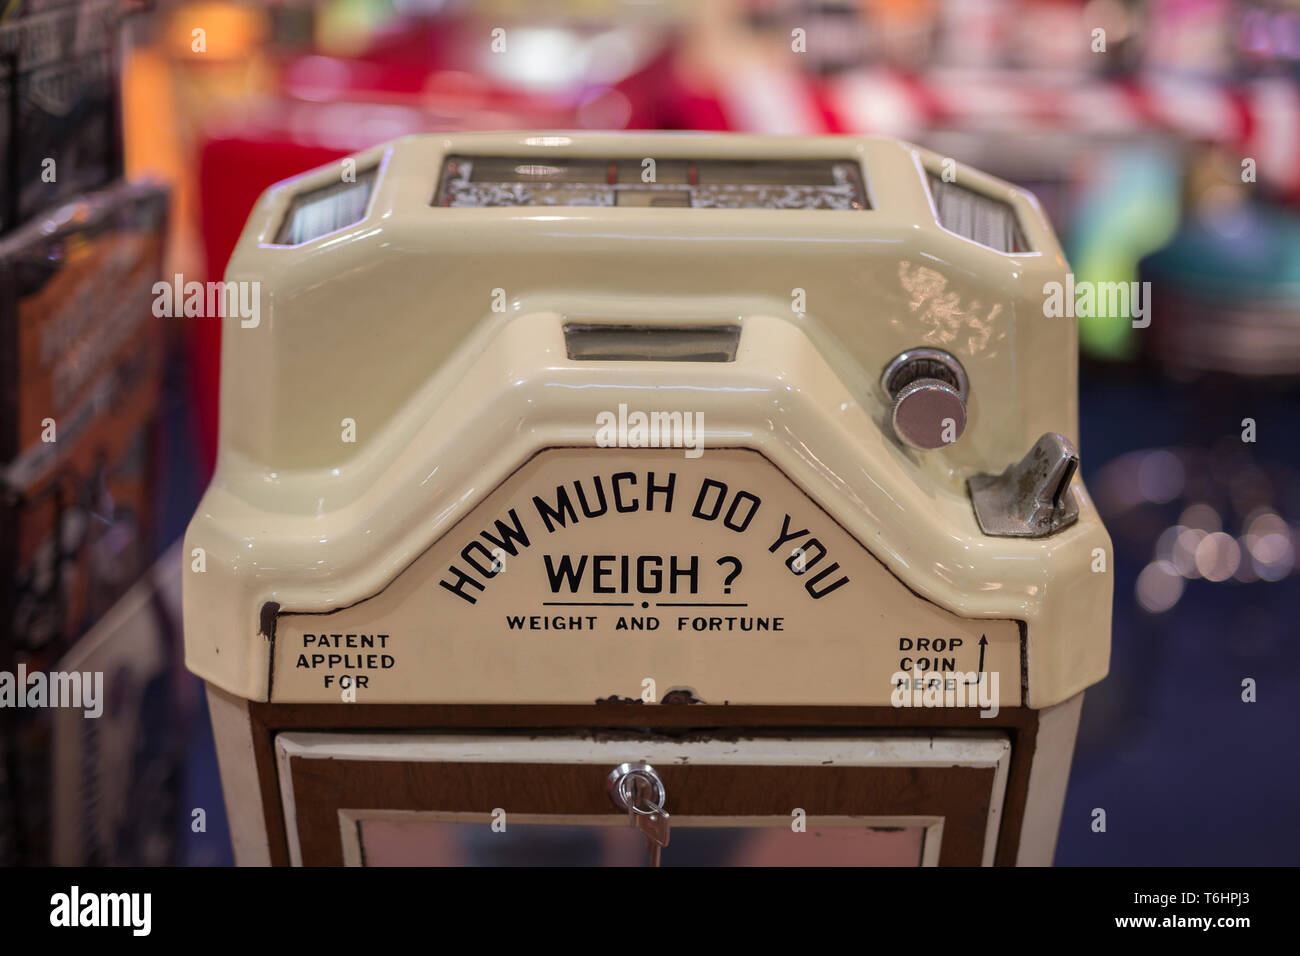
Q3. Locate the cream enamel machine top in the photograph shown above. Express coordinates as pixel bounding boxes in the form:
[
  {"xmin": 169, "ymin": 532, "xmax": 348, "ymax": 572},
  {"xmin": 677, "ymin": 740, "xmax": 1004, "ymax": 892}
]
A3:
[{"xmin": 184, "ymin": 132, "xmax": 1112, "ymax": 868}]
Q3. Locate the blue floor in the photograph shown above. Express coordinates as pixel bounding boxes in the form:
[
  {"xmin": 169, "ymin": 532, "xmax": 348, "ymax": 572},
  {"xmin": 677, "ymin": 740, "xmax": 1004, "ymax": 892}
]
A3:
[{"xmin": 1058, "ymin": 373, "xmax": 1300, "ymax": 865}]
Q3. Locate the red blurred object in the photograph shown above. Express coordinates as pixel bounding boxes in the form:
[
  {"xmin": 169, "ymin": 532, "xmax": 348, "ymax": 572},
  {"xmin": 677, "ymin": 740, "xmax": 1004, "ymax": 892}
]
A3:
[
  {"xmin": 187, "ymin": 9, "xmax": 686, "ymax": 474},
  {"xmin": 192, "ymin": 87, "xmax": 593, "ymax": 477},
  {"xmin": 194, "ymin": 123, "xmax": 349, "ymax": 479}
]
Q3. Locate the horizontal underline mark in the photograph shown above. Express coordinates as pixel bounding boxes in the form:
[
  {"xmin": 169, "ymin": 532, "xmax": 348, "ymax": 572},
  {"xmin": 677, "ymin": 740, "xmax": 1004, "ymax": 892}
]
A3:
[
  {"xmin": 656, "ymin": 602, "xmax": 750, "ymax": 607},
  {"xmin": 541, "ymin": 601, "xmax": 635, "ymax": 607}
]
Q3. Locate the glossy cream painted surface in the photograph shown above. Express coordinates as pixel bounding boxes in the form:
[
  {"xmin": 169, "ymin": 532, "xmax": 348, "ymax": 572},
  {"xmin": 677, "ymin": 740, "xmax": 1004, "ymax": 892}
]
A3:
[
  {"xmin": 269, "ymin": 446, "xmax": 1024, "ymax": 706},
  {"xmin": 183, "ymin": 132, "xmax": 1111, "ymax": 708}
]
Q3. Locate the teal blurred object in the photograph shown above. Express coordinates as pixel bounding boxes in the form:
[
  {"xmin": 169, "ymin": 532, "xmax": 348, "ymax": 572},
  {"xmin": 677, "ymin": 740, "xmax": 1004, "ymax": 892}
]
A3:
[
  {"xmin": 1068, "ymin": 143, "xmax": 1182, "ymax": 361},
  {"xmin": 1140, "ymin": 199, "xmax": 1300, "ymax": 378}
]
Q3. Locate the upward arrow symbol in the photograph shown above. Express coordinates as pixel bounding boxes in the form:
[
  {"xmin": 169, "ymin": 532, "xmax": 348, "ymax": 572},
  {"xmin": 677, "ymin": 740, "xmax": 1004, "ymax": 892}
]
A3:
[{"xmin": 966, "ymin": 635, "xmax": 988, "ymax": 685}]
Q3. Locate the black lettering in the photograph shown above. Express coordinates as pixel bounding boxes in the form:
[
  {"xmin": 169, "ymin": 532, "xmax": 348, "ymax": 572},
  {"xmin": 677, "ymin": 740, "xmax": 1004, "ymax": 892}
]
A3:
[
  {"xmin": 534, "ymin": 487, "xmax": 578, "ymax": 532},
  {"xmin": 646, "ymin": 472, "xmax": 676, "ymax": 512},
  {"xmin": 805, "ymin": 562, "xmax": 849, "ymax": 599},
  {"xmin": 593, "ymin": 554, "xmax": 616, "ymax": 593},
  {"xmin": 612, "ymin": 472, "xmax": 638, "ymax": 513},
  {"xmin": 461, "ymin": 540, "xmax": 499, "ymax": 577},
  {"xmin": 788, "ymin": 538, "xmax": 827, "ymax": 571},
  {"xmin": 574, "ymin": 477, "xmax": 608, "ymax": 519},
  {"xmin": 724, "ymin": 492, "xmax": 760, "ymax": 532},
  {"xmin": 637, "ymin": 555, "xmax": 663, "ymax": 593},
  {"xmin": 669, "ymin": 555, "xmax": 699, "ymax": 593},
  {"xmin": 480, "ymin": 508, "xmax": 531, "ymax": 558},
  {"xmin": 543, "ymin": 554, "xmax": 588, "ymax": 592},
  {"xmin": 769, "ymin": 513, "xmax": 809, "ymax": 552},
  {"xmin": 439, "ymin": 566, "xmax": 485, "ymax": 604},
  {"xmin": 693, "ymin": 479, "xmax": 727, "ymax": 520}
]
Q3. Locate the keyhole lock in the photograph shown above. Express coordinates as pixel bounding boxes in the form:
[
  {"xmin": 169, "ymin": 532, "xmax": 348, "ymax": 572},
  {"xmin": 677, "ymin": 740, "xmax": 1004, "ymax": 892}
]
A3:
[
  {"xmin": 608, "ymin": 761, "xmax": 671, "ymax": 867},
  {"xmin": 607, "ymin": 761, "xmax": 666, "ymax": 814},
  {"xmin": 880, "ymin": 348, "xmax": 969, "ymax": 450}
]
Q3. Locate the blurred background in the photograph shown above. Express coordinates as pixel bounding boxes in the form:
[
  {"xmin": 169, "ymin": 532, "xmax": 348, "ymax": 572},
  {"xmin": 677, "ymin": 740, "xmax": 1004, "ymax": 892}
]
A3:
[{"xmin": 1, "ymin": 0, "xmax": 1297, "ymax": 866}]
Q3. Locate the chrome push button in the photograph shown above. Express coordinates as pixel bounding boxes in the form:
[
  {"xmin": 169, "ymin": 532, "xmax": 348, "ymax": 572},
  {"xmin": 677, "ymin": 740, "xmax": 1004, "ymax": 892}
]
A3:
[{"xmin": 881, "ymin": 348, "xmax": 969, "ymax": 450}]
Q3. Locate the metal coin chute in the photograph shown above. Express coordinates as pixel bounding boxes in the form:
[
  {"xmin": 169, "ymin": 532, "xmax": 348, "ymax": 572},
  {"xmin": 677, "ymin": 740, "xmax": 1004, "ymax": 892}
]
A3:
[{"xmin": 969, "ymin": 433, "xmax": 1082, "ymax": 538}]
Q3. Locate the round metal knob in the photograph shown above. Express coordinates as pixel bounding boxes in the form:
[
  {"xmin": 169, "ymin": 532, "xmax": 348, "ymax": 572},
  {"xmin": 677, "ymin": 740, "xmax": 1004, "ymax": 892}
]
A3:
[{"xmin": 881, "ymin": 349, "xmax": 969, "ymax": 450}]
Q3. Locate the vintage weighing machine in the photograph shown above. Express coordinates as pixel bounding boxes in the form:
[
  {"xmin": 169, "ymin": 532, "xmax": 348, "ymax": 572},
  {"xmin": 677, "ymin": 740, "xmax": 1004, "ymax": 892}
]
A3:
[{"xmin": 184, "ymin": 132, "xmax": 1111, "ymax": 866}]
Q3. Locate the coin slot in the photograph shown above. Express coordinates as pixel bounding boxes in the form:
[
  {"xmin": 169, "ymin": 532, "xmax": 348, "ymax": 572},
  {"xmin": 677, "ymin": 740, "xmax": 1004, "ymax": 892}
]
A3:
[{"xmin": 563, "ymin": 325, "xmax": 740, "ymax": 362}]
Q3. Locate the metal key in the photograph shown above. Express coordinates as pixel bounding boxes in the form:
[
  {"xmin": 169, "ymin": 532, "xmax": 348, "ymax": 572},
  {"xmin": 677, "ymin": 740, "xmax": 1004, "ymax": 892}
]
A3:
[
  {"xmin": 607, "ymin": 761, "xmax": 671, "ymax": 867},
  {"xmin": 633, "ymin": 808, "xmax": 671, "ymax": 867}
]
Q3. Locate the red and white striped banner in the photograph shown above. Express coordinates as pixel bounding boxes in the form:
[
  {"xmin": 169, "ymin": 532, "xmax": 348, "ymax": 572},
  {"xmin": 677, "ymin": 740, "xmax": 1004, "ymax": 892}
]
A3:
[{"xmin": 711, "ymin": 62, "xmax": 1300, "ymax": 195}]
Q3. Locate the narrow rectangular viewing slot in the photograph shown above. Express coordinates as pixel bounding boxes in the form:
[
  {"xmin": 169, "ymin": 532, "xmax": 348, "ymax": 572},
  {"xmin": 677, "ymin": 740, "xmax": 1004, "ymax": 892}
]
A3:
[
  {"xmin": 437, "ymin": 157, "xmax": 868, "ymax": 209},
  {"xmin": 926, "ymin": 173, "xmax": 1031, "ymax": 254},
  {"xmin": 275, "ymin": 167, "xmax": 378, "ymax": 245},
  {"xmin": 563, "ymin": 325, "xmax": 740, "ymax": 362}
]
